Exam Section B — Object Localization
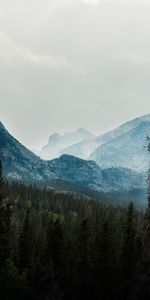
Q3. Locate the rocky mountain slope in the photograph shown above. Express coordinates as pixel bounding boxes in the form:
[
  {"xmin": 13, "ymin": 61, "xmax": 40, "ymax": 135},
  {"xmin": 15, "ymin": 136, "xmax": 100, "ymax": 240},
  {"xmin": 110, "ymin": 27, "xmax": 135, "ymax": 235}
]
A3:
[
  {"xmin": 40, "ymin": 114, "xmax": 150, "ymax": 172},
  {"xmin": 0, "ymin": 121, "xmax": 146, "ymax": 193},
  {"xmin": 90, "ymin": 114, "xmax": 150, "ymax": 171},
  {"xmin": 35, "ymin": 114, "xmax": 150, "ymax": 172}
]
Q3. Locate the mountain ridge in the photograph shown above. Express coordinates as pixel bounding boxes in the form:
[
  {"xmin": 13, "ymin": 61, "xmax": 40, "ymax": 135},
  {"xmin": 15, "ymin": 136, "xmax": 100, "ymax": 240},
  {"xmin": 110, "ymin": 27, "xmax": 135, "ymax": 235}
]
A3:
[
  {"xmin": 0, "ymin": 121, "xmax": 146, "ymax": 194},
  {"xmin": 90, "ymin": 117, "xmax": 150, "ymax": 171},
  {"xmin": 36, "ymin": 113, "xmax": 150, "ymax": 171}
]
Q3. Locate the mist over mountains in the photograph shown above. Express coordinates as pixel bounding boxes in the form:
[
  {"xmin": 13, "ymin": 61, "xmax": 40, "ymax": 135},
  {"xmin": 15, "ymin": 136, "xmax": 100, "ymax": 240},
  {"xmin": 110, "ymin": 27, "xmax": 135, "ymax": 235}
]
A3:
[
  {"xmin": 0, "ymin": 117, "xmax": 147, "ymax": 197},
  {"xmin": 90, "ymin": 114, "xmax": 150, "ymax": 171},
  {"xmin": 41, "ymin": 128, "xmax": 95, "ymax": 160},
  {"xmin": 35, "ymin": 114, "xmax": 150, "ymax": 172}
]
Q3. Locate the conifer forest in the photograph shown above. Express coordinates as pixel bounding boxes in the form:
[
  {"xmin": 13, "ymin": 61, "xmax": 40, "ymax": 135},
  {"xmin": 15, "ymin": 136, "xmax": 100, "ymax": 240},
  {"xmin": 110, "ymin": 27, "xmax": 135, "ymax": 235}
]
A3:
[{"xmin": 1, "ymin": 159, "xmax": 150, "ymax": 300}]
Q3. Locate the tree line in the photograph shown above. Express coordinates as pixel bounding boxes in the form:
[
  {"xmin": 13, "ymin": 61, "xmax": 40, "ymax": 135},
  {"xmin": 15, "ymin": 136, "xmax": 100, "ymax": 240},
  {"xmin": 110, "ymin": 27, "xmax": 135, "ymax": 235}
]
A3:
[{"xmin": 0, "ymin": 161, "xmax": 150, "ymax": 300}]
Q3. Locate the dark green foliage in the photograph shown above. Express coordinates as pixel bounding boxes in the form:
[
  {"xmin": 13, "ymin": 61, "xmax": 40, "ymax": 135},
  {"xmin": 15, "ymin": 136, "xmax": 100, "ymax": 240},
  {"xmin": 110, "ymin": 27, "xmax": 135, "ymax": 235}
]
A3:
[
  {"xmin": 0, "ymin": 162, "xmax": 12, "ymax": 268},
  {"xmin": 121, "ymin": 202, "xmax": 137, "ymax": 280},
  {"xmin": 94, "ymin": 220, "xmax": 116, "ymax": 300},
  {"xmin": 19, "ymin": 209, "xmax": 33, "ymax": 271},
  {"xmin": 0, "ymin": 164, "xmax": 149, "ymax": 300},
  {"xmin": 0, "ymin": 161, "xmax": 3, "ymax": 201},
  {"xmin": 0, "ymin": 259, "xmax": 32, "ymax": 300}
]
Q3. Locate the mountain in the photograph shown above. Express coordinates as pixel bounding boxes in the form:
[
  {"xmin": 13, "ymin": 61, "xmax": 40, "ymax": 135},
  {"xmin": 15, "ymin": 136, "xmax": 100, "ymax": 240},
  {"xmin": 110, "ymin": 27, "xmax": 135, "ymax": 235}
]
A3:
[
  {"xmin": 90, "ymin": 114, "xmax": 150, "ymax": 171},
  {"xmin": 102, "ymin": 168, "xmax": 146, "ymax": 192},
  {"xmin": 50, "ymin": 114, "xmax": 150, "ymax": 170},
  {"xmin": 0, "ymin": 121, "xmax": 53, "ymax": 182},
  {"xmin": 0, "ymin": 122, "xmax": 107, "ymax": 191},
  {"xmin": 48, "ymin": 155, "xmax": 109, "ymax": 192},
  {"xmin": 59, "ymin": 117, "xmax": 139, "ymax": 160},
  {"xmin": 40, "ymin": 128, "xmax": 95, "ymax": 160},
  {"xmin": 0, "ymin": 121, "xmax": 145, "ymax": 194},
  {"xmin": 60, "ymin": 138, "xmax": 98, "ymax": 159}
]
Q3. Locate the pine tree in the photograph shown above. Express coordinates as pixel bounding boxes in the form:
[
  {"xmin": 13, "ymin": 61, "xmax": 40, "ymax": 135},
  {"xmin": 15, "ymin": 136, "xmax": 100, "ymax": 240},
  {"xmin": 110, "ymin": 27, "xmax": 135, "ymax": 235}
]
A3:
[
  {"xmin": 0, "ymin": 161, "xmax": 3, "ymax": 201},
  {"xmin": 0, "ymin": 161, "xmax": 15, "ymax": 299},
  {"xmin": 76, "ymin": 218, "xmax": 93, "ymax": 300},
  {"xmin": 41, "ymin": 217, "xmax": 64, "ymax": 300},
  {"xmin": 142, "ymin": 135, "xmax": 150, "ymax": 261},
  {"xmin": 0, "ymin": 259, "xmax": 32, "ymax": 300},
  {"xmin": 93, "ymin": 220, "xmax": 116, "ymax": 300},
  {"xmin": 121, "ymin": 202, "xmax": 137, "ymax": 281},
  {"xmin": 0, "ymin": 161, "xmax": 12, "ymax": 268},
  {"xmin": 19, "ymin": 209, "xmax": 33, "ymax": 272},
  {"xmin": 118, "ymin": 203, "xmax": 137, "ymax": 300}
]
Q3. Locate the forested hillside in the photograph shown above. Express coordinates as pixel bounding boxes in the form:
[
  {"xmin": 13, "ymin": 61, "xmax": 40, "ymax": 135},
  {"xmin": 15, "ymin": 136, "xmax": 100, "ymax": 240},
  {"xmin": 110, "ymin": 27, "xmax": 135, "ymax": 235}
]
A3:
[
  {"xmin": 0, "ymin": 121, "xmax": 147, "ymax": 203},
  {"xmin": 1, "ymin": 161, "xmax": 150, "ymax": 300}
]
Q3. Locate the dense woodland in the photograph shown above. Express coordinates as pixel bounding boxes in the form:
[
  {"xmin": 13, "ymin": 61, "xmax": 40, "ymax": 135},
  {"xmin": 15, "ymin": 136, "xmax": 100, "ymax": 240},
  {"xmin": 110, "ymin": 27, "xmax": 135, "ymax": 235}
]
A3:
[{"xmin": 1, "ymin": 161, "xmax": 150, "ymax": 299}]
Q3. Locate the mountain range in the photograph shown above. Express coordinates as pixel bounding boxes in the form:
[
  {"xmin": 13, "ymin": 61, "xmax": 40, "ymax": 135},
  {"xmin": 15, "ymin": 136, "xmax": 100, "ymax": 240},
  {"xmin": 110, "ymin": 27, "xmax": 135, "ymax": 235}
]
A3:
[
  {"xmin": 37, "ymin": 114, "xmax": 150, "ymax": 172},
  {"xmin": 0, "ymin": 120, "xmax": 147, "ymax": 195}
]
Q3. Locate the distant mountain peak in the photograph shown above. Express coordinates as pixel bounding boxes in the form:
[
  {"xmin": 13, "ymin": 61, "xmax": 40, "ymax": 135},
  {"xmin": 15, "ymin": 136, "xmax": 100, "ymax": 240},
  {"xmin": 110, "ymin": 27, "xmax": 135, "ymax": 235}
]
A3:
[
  {"xmin": 29, "ymin": 113, "xmax": 150, "ymax": 170},
  {"xmin": 40, "ymin": 128, "xmax": 95, "ymax": 160},
  {"xmin": 48, "ymin": 133, "xmax": 61, "ymax": 144},
  {"xmin": 77, "ymin": 128, "xmax": 93, "ymax": 134},
  {"xmin": 0, "ymin": 119, "xmax": 147, "ymax": 195}
]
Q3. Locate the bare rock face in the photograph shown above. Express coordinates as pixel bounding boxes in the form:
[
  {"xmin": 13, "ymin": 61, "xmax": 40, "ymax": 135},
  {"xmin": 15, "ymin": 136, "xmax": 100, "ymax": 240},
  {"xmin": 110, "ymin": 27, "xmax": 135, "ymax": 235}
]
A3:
[
  {"xmin": 0, "ymin": 122, "xmax": 108, "ymax": 191},
  {"xmin": 0, "ymin": 121, "xmax": 146, "ymax": 194}
]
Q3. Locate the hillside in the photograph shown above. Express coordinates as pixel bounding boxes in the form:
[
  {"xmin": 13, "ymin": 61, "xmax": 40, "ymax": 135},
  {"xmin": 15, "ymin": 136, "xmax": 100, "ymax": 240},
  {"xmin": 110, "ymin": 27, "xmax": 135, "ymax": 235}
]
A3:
[{"xmin": 0, "ymin": 121, "xmax": 146, "ymax": 194}]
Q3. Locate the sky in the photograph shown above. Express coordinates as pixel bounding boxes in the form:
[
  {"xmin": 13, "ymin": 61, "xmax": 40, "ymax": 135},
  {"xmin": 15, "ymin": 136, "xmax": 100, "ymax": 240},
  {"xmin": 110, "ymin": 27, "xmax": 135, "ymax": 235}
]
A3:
[{"xmin": 0, "ymin": 0, "xmax": 150, "ymax": 149}]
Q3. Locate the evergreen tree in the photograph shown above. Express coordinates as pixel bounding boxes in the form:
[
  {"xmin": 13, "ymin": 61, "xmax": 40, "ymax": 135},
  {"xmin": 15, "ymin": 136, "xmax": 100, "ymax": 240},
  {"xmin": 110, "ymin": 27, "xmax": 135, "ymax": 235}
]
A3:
[
  {"xmin": 0, "ymin": 161, "xmax": 3, "ymax": 201},
  {"xmin": 93, "ymin": 220, "xmax": 116, "ymax": 300},
  {"xmin": 76, "ymin": 218, "xmax": 93, "ymax": 300},
  {"xmin": 19, "ymin": 209, "xmax": 33, "ymax": 272},
  {"xmin": 0, "ymin": 259, "xmax": 32, "ymax": 300},
  {"xmin": 0, "ymin": 170, "xmax": 147, "ymax": 300},
  {"xmin": 119, "ymin": 202, "xmax": 140, "ymax": 300},
  {"xmin": 121, "ymin": 202, "xmax": 136, "ymax": 281},
  {"xmin": 41, "ymin": 218, "xmax": 64, "ymax": 300},
  {"xmin": 0, "ymin": 161, "xmax": 12, "ymax": 268},
  {"xmin": 142, "ymin": 135, "xmax": 150, "ymax": 260}
]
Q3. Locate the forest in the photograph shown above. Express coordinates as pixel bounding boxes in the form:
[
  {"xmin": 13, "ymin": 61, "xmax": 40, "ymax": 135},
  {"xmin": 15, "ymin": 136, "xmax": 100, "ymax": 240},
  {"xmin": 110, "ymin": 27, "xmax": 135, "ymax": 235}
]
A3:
[{"xmin": 0, "ymin": 161, "xmax": 150, "ymax": 300}]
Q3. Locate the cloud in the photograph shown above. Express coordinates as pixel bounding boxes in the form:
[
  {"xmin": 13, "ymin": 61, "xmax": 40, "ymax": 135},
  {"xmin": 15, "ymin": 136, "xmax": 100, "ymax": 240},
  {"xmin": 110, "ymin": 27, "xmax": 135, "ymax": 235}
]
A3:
[
  {"xmin": 110, "ymin": 51, "xmax": 150, "ymax": 65},
  {"xmin": 82, "ymin": 0, "xmax": 99, "ymax": 5},
  {"xmin": 0, "ymin": 32, "xmax": 72, "ymax": 70},
  {"xmin": 82, "ymin": 0, "xmax": 150, "ymax": 7},
  {"xmin": 1, "ymin": 0, "xmax": 150, "ymax": 149}
]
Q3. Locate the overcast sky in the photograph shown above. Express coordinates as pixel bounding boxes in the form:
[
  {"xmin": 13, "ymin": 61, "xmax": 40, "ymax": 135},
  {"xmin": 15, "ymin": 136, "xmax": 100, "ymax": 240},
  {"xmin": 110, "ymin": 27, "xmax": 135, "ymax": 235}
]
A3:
[{"xmin": 0, "ymin": 0, "xmax": 150, "ymax": 149}]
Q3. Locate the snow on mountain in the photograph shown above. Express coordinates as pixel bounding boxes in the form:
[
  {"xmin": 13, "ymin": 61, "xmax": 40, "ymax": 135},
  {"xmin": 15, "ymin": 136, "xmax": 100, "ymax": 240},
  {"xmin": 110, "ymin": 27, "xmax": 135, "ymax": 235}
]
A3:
[
  {"xmin": 59, "ymin": 138, "xmax": 98, "ymax": 159},
  {"xmin": 90, "ymin": 114, "xmax": 150, "ymax": 171},
  {"xmin": 0, "ymin": 121, "xmax": 146, "ymax": 193},
  {"xmin": 32, "ymin": 113, "xmax": 150, "ymax": 172},
  {"xmin": 40, "ymin": 128, "xmax": 95, "ymax": 160},
  {"xmin": 0, "ymin": 122, "xmax": 108, "ymax": 191},
  {"xmin": 50, "ymin": 114, "xmax": 150, "ymax": 169}
]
